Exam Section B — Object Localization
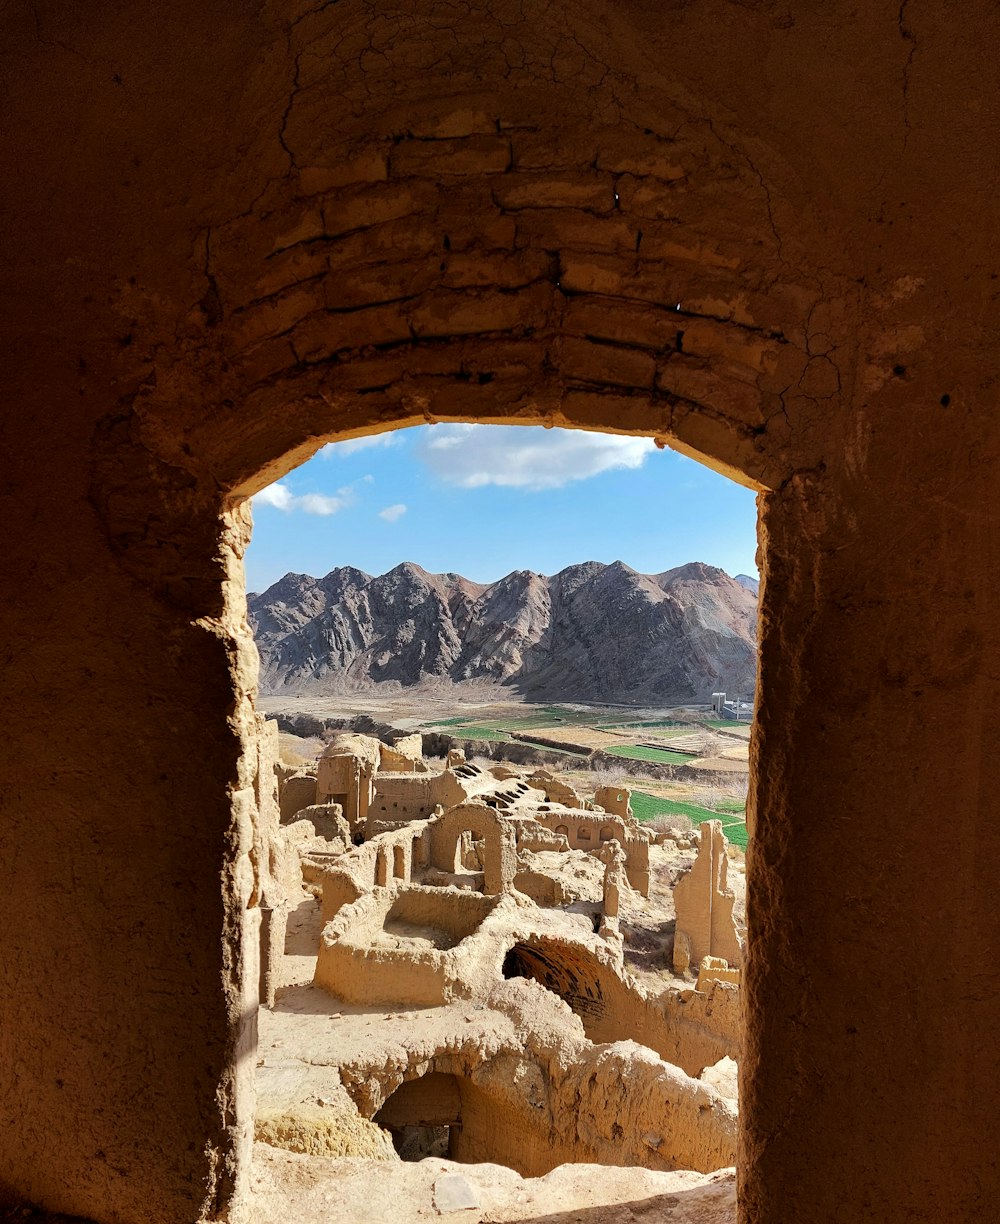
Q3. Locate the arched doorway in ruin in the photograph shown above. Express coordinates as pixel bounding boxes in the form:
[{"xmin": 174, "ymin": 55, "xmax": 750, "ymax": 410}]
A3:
[
  {"xmin": 365, "ymin": 1060, "xmax": 591, "ymax": 1177},
  {"xmin": 429, "ymin": 803, "xmax": 516, "ymax": 895},
  {"xmin": 373, "ymin": 1071, "xmax": 464, "ymax": 1161},
  {"xmin": 503, "ymin": 937, "xmax": 615, "ymax": 1041},
  {"xmin": 83, "ymin": 11, "xmax": 856, "ymax": 1216}
]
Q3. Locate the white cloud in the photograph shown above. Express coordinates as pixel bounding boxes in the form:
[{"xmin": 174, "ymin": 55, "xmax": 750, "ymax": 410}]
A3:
[
  {"xmin": 322, "ymin": 434, "xmax": 401, "ymax": 457},
  {"xmin": 252, "ymin": 482, "xmax": 354, "ymax": 516},
  {"xmin": 378, "ymin": 503, "xmax": 407, "ymax": 522},
  {"xmin": 297, "ymin": 492, "xmax": 348, "ymax": 516},
  {"xmin": 415, "ymin": 425, "xmax": 656, "ymax": 491},
  {"xmin": 252, "ymin": 482, "xmax": 294, "ymax": 510}
]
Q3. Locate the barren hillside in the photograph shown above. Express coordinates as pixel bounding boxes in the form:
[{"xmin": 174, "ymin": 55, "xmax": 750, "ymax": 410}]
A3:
[{"xmin": 249, "ymin": 561, "xmax": 758, "ymax": 704}]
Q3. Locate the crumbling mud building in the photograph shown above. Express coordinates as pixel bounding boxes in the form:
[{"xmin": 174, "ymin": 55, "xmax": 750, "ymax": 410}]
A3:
[{"xmin": 261, "ymin": 730, "xmax": 743, "ymax": 1180}]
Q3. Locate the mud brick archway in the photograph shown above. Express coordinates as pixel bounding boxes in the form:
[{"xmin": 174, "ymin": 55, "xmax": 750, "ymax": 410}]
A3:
[{"xmin": 5, "ymin": 2, "xmax": 1000, "ymax": 1223}]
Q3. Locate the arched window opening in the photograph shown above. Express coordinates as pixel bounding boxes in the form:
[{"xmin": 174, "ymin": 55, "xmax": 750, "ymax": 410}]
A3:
[{"xmin": 246, "ymin": 421, "xmax": 756, "ymax": 1200}]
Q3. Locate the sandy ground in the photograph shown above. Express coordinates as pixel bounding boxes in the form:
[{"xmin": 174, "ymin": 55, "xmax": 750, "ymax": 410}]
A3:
[{"xmin": 249, "ymin": 1145, "xmax": 737, "ymax": 1223}]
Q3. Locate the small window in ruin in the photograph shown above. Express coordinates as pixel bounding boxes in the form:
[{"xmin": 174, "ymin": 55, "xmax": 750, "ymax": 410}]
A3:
[{"xmin": 577, "ymin": 827, "xmax": 592, "ymax": 842}]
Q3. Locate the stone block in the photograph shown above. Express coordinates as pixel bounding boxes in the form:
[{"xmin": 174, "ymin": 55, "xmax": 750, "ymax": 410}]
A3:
[
  {"xmin": 657, "ymin": 359, "xmax": 763, "ymax": 423},
  {"xmin": 250, "ymin": 244, "xmax": 330, "ymax": 303},
  {"xmin": 492, "ymin": 172, "xmax": 616, "ymax": 213},
  {"xmin": 407, "ymin": 105, "xmax": 497, "ymax": 139},
  {"xmin": 514, "ymin": 209, "xmax": 637, "ymax": 254},
  {"xmin": 233, "ymin": 336, "xmax": 298, "ymax": 384},
  {"xmin": 637, "ymin": 224, "xmax": 745, "ymax": 271},
  {"xmin": 323, "ymin": 259, "xmax": 439, "ymax": 311},
  {"xmin": 228, "ymin": 282, "xmax": 326, "ymax": 350},
  {"xmin": 298, "ymin": 149, "xmax": 389, "ymax": 194},
  {"xmin": 272, "ymin": 208, "xmax": 325, "ymax": 253},
  {"xmin": 558, "ymin": 254, "xmax": 627, "ymax": 296},
  {"xmin": 596, "ymin": 133, "xmax": 690, "ymax": 180},
  {"xmin": 390, "ymin": 135, "xmax": 511, "ymax": 177},
  {"xmin": 562, "ymin": 297, "xmax": 683, "ymax": 350},
  {"xmin": 322, "ymin": 182, "xmax": 437, "ymax": 239},
  {"xmin": 558, "ymin": 336, "xmax": 656, "ymax": 390},
  {"xmin": 410, "ymin": 284, "xmax": 552, "ymax": 339},
  {"xmin": 679, "ymin": 318, "xmax": 778, "ymax": 374},
  {"xmin": 511, "ymin": 129, "xmax": 598, "ymax": 169},
  {"xmin": 290, "ymin": 303, "xmax": 413, "ymax": 362},
  {"xmin": 439, "ymin": 248, "xmax": 552, "ymax": 290},
  {"xmin": 615, "ymin": 174, "xmax": 682, "ymax": 220}
]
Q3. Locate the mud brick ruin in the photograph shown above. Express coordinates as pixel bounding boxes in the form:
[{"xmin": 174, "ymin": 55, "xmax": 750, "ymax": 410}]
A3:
[
  {"xmin": 263, "ymin": 731, "xmax": 742, "ymax": 1179},
  {"xmin": 4, "ymin": 3, "xmax": 999, "ymax": 1221}
]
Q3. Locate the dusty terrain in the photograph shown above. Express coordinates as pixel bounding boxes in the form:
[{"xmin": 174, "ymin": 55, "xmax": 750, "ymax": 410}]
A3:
[
  {"xmin": 249, "ymin": 1145, "xmax": 736, "ymax": 1223},
  {"xmin": 253, "ymin": 719, "xmax": 746, "ymax": 1218}
]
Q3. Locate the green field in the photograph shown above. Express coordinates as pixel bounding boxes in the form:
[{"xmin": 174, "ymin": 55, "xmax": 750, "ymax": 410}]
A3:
[
  {"xmin": 705, "ymin": 719, "xmax": 752, "ymax": 730},
  {"xmin": 604, "ymin": 744, "xmax": 697, "ymax": 765},
  {"xmin": 439, "ymin": 724, "xmax": 514, "ymax": 741},
  {"xmin": 630, "ymin": 792, "xmax": 715, "ymax": 822},
  {"xmin": 428, "ymin": 707, "xmax": 698, "ymax": 734},
  {"xmin": 599, "ymin": 719, "xmax": 695, "ymax": 733},
  {"xmin": 630, "ymin": 790, "xmax": 748, "ymax": 850}
]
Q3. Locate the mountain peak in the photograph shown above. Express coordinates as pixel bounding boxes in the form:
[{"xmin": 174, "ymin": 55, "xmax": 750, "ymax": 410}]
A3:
[{"xmin": 249, "ymin": 559, "xmax": 758, "ymax": 702}]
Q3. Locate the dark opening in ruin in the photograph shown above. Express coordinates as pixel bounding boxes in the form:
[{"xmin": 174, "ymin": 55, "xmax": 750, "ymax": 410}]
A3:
[{"xmin": 374, "ymin": 1073, "xmax": 463, "ymax": 1162}]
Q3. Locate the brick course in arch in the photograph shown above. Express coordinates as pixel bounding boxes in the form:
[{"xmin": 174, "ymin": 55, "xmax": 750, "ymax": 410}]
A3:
[{"xmin": 172, "ymin": 102, "xmax": 852, "ymax": 501}]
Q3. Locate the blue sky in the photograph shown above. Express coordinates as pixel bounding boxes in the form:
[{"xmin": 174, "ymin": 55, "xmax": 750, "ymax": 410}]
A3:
[{"xmin": 246, "ymin": 425, "xmax": 759, "ymax": 594}]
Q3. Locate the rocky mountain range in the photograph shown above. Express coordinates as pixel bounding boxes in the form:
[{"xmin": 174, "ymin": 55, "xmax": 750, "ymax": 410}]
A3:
[{"xmin": 248, "ymin": 561, "xmax": 758, "ymax": 704}]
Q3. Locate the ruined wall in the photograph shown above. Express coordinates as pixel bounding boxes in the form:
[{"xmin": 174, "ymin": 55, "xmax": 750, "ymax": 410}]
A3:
[
  {"xmin": 380, "ymin": 734, "xmax": 425, "ymax": 772},
  {"xmin": 371, "ymin": 770, "xmax": 469, "ymax": 821},
  {"xmin": 594, "ymin": 785, "xmax": 632, "ymax": 819},
  {"xmin": 278, "ymin": 772, "xmax": 319, "ymax": 823},
  {"xmin": 503, "ymin": 934, "xmax": 736, "ymax": 1074},
  {"xmin": 533, "ymin": 811, "xmax": 650, "ymax": 895},
  {"xmin": 673, "ymin": 820, "xmax": 743, "ymax": 972},
  {"xmin": 347, "ymin": 981, "xmax": 737, "ymax": 1177},
  {"xmin": 4, "ymin": 2, "xmax": 1000, "ymax": 1222},
  {"xmin": 312, "ymin": 824, "xmax": 428, "ymax": 917},
  {"xmin": 429, "ymin": 804, "xmax": 518, "ymax": 895},
  {"xmin": 315, "ymin": 887, "xmax": 505, "ymax": 1006}
]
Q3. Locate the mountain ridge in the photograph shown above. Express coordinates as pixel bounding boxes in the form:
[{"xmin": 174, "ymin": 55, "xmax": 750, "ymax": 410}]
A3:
[{"xmin": 249, "ymin": 561, "xmax": 758, "ymax": 703}]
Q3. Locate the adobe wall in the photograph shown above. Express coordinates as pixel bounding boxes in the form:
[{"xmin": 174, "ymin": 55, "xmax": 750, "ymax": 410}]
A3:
[
  {"xmin": 673, "ymin": 820, "xmax": 743, "ymax": 972},
  {"xmin": 278, "ymin": 772, "xmax": 319, "ymax": 823},
  {"xmin": 505, "ymin": 936, "xmax": 737, "ymax": 1074},
  {"xmin": 312, "ymin": 823, "xmax": 428, "ymax": 917},
  {"xmin": 316, "ymin": 738, "xmax": 379, "ymax": 825},
  {"xmin": 429, "ymin": 804, "xmax": 518, "ymax": 895},
  {"xmin": 370, "ymin": 770, "xmax": 469, "ymax": 821},
  {"xmin": 533, "ymin": 811, "xmax": 650, "ymax": 895},
  {"xmin": 315, "ymin": 886, "xmax": 504, "ymax": 1006},
  {"xmin": 4, "ymin": 2, "xmax": 1000, "ymax": 1222},
  {"xmin": 593, "ymin": 786, "xmax": 632, "ymax": 819},
  {"xmin": 348, "ymin": 982, "xmax": 737, "ymax": 1177}
]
